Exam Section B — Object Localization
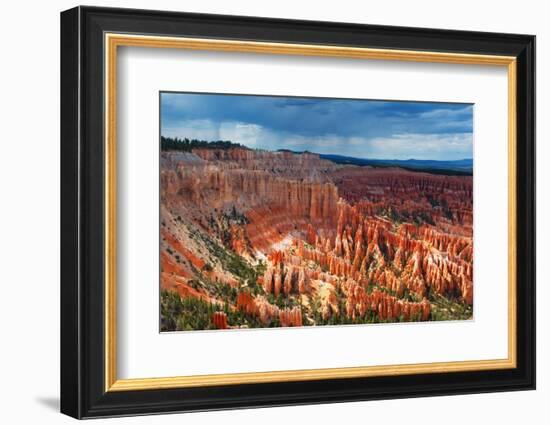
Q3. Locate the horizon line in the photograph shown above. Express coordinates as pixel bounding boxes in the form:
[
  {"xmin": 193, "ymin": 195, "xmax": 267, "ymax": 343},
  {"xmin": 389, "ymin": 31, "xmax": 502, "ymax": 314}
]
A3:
[{"xmin": 160, "ymin": 136, "xmax": 472, "ymax": 163}]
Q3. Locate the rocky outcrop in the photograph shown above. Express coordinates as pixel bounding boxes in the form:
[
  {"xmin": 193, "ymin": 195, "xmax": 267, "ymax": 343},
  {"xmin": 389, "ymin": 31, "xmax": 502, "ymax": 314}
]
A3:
[
  {"xmin": 278, "ymin": 307, "xmax": 303, "ymax": 327},
  {"xmin": 331, "ymin": 167, "xmax": 473, "ymax": 234},
  {"xmin": 294, "ymin": 199, "xmax": 473, "ymax": 304},
  {"xmin": 160, "ymin": 149, "xmax": 473, "ymax": 331},
  {"xmin": 192, "ymin": 148, "xmax": 338, "ymax": 178},
  {"xmin": 235, "ymin": 290, "xmax": 303, "ymax": 327},
  {"xmin": 255, "ymin": 296, "xmax": 280, "ymax": 324},
  {"xmin": 212, "ymin": 311, "xmax": 228, "ymax": 329},
  {"xmin": 236, "ymin": 291, "xmax": 257, "ymax": 315},
  {"xmin": 343, "ymin": 282, "xmax": 431, "ymax": 322},
  {"xmin": 261, "ymin": 260, "xmax": 311, "ymax": 296},
  {"xmin": 161, "ymin": 163, "xmax": 339, "ymax": 229}
]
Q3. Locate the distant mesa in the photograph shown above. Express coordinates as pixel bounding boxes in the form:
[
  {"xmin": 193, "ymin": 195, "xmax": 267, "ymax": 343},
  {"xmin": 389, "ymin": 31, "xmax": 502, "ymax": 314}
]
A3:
[{"xmin": 319, "ymin": 154, "xmax": 473, "ymax": 176}]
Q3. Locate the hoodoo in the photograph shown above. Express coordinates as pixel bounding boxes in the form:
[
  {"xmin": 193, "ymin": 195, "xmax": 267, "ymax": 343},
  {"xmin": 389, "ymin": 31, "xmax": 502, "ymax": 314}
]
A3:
[{"xmin": 160, "ymin": 148, "xmax": 473, "ymax": 331}]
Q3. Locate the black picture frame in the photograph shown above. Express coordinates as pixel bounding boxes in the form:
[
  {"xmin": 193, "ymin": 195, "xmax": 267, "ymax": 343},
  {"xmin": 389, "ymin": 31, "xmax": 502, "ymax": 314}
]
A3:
[{"xmin": 61, "ymin": 5, "xmax": 535, "ymax": 419}]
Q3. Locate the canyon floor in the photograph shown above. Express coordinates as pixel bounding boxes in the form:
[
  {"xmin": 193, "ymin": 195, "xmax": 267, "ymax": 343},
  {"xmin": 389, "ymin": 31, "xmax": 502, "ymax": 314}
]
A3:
[{"xmin": 160, "ymin": 147, "xmax": 473, "ymax": 331}]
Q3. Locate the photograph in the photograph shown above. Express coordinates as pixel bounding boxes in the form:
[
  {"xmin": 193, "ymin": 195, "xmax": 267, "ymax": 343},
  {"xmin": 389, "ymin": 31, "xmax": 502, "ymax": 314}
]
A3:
[
  {"xmin": 58, "ymin": 5, "xmax": 536, "ymax": 419},
  {"xmin": 159, "ymin": 92, "xmax": 474, "ymax": 331}
]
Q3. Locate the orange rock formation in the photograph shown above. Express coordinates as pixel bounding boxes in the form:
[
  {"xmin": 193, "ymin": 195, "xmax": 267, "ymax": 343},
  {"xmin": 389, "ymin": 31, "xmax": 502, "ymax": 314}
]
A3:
[{"xmin": 160, "ymin": 149, "xmax": 473, "ymax": 330}]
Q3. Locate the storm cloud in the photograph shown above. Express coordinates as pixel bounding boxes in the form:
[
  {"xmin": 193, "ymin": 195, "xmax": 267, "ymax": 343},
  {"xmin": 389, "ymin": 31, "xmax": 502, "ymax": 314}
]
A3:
[{"xmin": 161, "ymin": 92, "xmax": 473, "ymax": 161}]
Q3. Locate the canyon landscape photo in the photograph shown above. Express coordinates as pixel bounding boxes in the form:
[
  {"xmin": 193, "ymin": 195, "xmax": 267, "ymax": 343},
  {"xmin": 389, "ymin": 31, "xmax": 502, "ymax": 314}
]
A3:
[{"xmin": 160, "ymin": 92, "xmax": 473, "ymax": 332}]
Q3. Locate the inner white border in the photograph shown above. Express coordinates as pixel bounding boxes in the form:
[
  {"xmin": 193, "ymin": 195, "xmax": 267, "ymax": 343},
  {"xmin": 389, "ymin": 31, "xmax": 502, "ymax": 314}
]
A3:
[{"xmin": 117, "ymin": 46, "xmax": 509, "ymax": 379}]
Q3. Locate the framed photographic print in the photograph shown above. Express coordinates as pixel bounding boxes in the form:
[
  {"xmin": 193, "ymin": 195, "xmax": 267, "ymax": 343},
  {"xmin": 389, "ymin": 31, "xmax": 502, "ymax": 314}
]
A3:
[{"xmin": 60, "ymin": 6, "xmax": 535, "ymax": 419}]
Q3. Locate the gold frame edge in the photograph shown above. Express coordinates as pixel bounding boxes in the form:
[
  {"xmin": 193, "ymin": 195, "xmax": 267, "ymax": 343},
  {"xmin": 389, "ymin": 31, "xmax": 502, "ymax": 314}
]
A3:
[{"xmin": 104, "ymin": 33, "xmax": 518, "ymax": 392}]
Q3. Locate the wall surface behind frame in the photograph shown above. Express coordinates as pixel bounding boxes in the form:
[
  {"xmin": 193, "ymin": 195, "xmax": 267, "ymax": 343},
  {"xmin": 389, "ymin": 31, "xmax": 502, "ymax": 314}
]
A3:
[{"xmin": 0, "ymin": 0, "xmax": 544, "ymax": 424}]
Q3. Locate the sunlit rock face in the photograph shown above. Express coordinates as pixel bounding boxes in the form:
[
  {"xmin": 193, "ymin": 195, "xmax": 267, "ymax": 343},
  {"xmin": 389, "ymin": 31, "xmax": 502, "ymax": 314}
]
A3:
[{"xmin": 160, "ymin": 149, "xmax": 473, "ymax": 331}]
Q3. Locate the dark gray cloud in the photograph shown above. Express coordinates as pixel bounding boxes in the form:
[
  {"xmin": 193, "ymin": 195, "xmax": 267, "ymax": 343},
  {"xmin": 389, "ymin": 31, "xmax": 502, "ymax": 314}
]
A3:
[{"xmin": 161, "ymin": 92, "xmax": 473, "ymax": 160}]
